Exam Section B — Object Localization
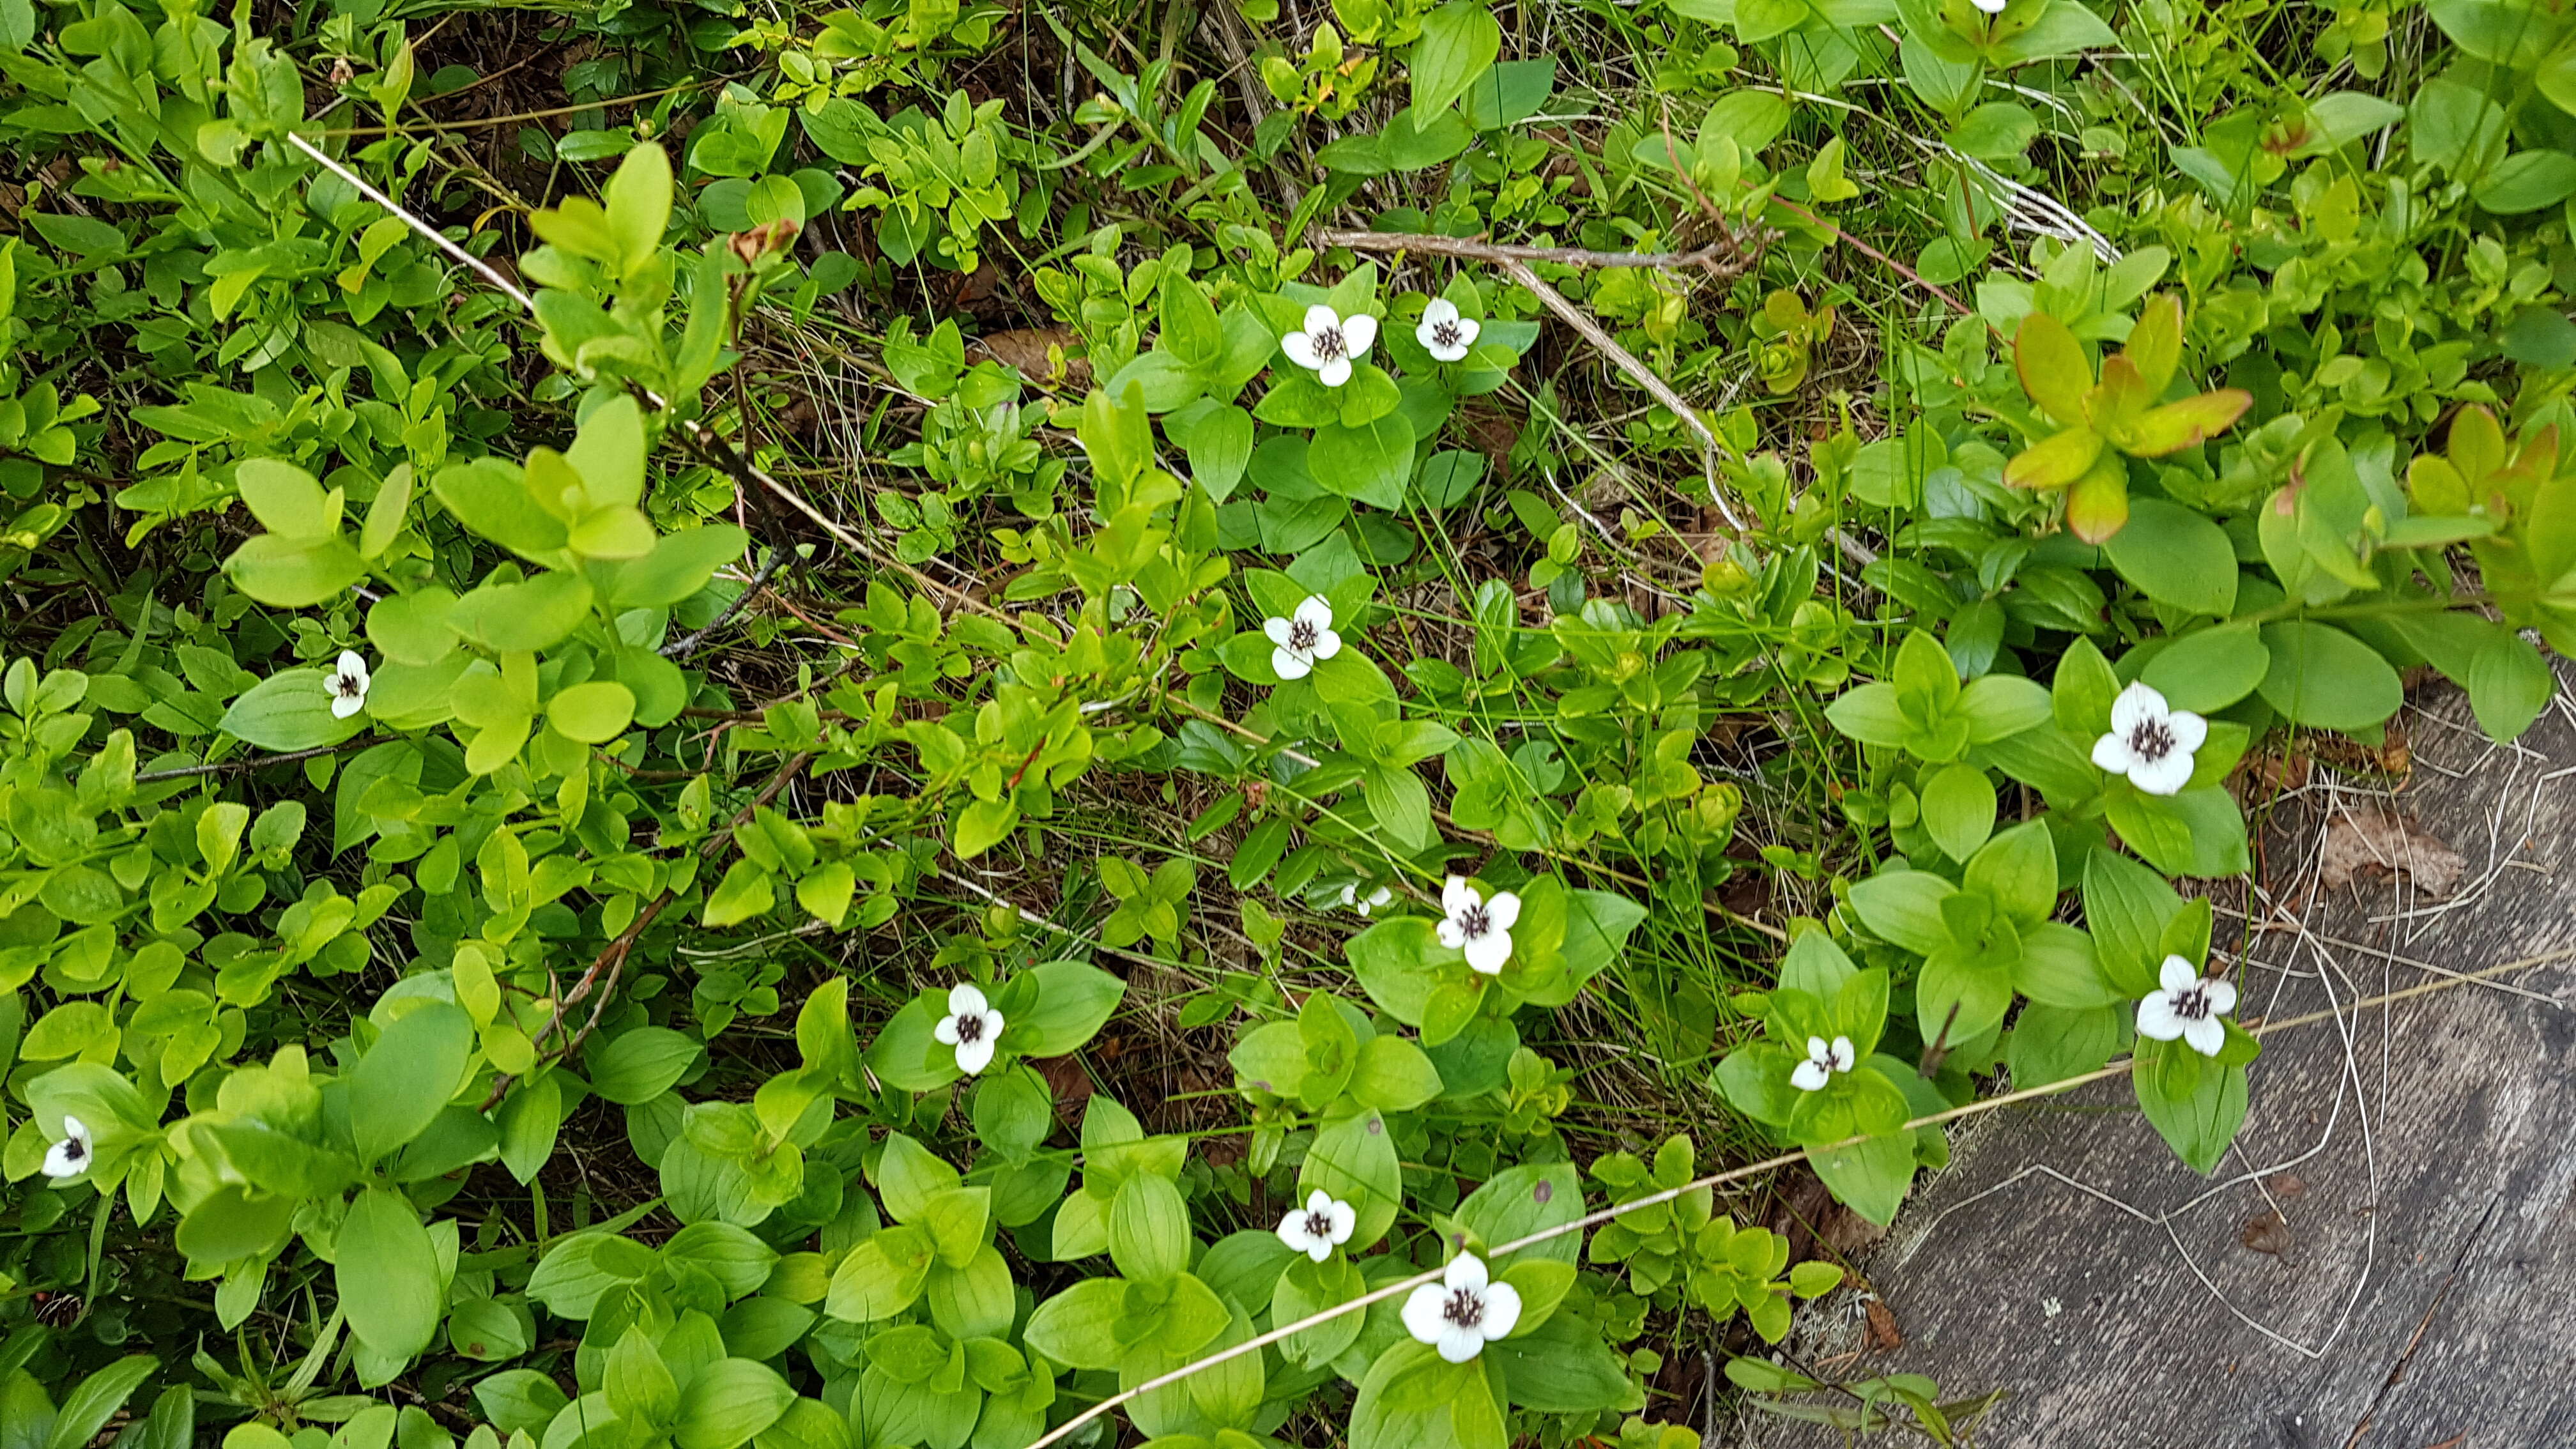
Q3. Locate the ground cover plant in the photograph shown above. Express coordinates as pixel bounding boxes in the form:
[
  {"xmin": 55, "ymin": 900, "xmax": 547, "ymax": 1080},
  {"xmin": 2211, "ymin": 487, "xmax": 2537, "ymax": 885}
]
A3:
[{"xmin": 1, "ymin": 0, "xmax": 2572, "ymax": 1444}]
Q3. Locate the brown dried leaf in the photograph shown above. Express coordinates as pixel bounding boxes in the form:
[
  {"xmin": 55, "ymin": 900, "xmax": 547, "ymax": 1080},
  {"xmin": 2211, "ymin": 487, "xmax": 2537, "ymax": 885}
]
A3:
[
  {"xmin": 1863, "ymin": 1296, "xmax": 1905, "ymax": 1352},
  {"xmin": 2241, "ymin": 1209, "xmax": 2292, "ymax": 1255},
  {"xmin": 970, "ymin": 327, "xmax": 1091, "ymax": 390},
  {"xmin": 2318, "ymin": 806, "xmax": 2466, "ymax": 898}
]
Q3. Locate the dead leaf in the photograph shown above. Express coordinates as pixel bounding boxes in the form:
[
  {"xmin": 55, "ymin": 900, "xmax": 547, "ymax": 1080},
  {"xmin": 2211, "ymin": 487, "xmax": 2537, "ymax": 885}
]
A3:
[
  {"xmin": 970, "ymin": 327, "xmax": 1091, "ymax": 390},
  {"xmin": 1030, "ymin": 1054, "xmax": 1095, "ymax": 1126},
  {"xmin": 2241, "ymin": 1209, "xmax": 2293, "ymax": 1255},
  {"xmin": 2319, "ymin": 806, "xmax": 2466, "ymax": 898},
  {"xmin": 1863, "ymin": 1297, "xmax": 1905, "ymax": 1352},
  {"xmin": 2268, "ymin": 1172, "xmax": 2308, "ymax": 1197}
]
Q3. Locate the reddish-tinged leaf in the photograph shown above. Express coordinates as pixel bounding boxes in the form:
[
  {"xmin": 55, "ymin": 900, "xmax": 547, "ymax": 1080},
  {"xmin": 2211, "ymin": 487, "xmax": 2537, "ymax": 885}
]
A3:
[
  {"xmin": 2122, "ymin": 294, "xmax": 2183, "ymax": 397},
  {"xmin": 2067, "ymin": 456, "xmax": 2131, "ymax": 543},
  {"xmin": 2014, "ymin": 312, "xmax": 2092, "ymax": 425},
  {"xmin": 2087, "ymin": 355, "xmax": 2156, "ymax": 433},
  {"xmin": 2117, "ymin": 388, "xmax": 2253, "ymax": 456},
  {"xmin": 2002, "ymin": 426, "xmax": 2104, "ymax": 491}
]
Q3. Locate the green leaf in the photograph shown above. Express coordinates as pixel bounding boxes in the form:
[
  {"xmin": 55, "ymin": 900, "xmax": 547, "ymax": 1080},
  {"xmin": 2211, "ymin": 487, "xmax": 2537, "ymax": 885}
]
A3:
[
  {"xmin": 1302, "ymin": 1109, "xmax": 1402, "ymax": 1250},
  {"xmin": 218, "ymin": 670, "xmax": 369, "ymax": 751},
  {"xmin": 604, "ymin": 525, "xmax": 752, "ymax": 610},
  {"xmin": 2005, "ymin": 1001, "xmax": 2128, "ymax": 1088},
  {"xmin": 1846, "ymin": 870, "xmax": 1956, "ymax": 956},
  {"xmin": 1007, "ymin": 960, "xmax": 1126, "ymax": 1056},
  {"xmin": 2133, "ymin": 1039, "xmax": 2250, "ymax": 1174},
  {"xmin": 1308, "ymin": 414, "xmax": 1414, "ymax": 510},
  {"xmin": 1347, "ymin": 1034, "xmax": 1444, "ymax": 1112},
  {"xmin": 2138, "ymin": 624, "xmax": 2269, "ymax": 713},
  {"xmin": 1485, "ymin": 1311, "xmax": 1643, "ymax": 1412},
  {"xmin": 1411, "ymin": 0, "xmax": 1503, "ymax": 116},
  {"xmin": 42, "ymin": 1354, "xmax": 157, "ymax": 1449},
  {"xmin": 673, "ymin": 1359, "xmax": 793, "ymax": 1449},
  {"xmin": 448, "ymin": 572, "xmax": 596, "ymax": 653},
  {"xmin": 2256, "ymin": 622, "xmax": 2404, "ymax": 731},
  {"xmin": 2103, "ymin": 498, "xmax": 2238, "ymax": 615},
  {"xmin": 2467, "ymin": 629, "xmax": 2554, "ymax": 743},
  {"xmin": 337, "ymin": 1188, "xmax": 444, "ymax": 1361},
  {"xmin": 349, "ymin": 1002, "xmax": 472, "ymax": 1162},
  {"xmin": 2475, "ymin": 148, "xmax": 2576, "ymax": 213},
  {"xmin": 235, "ymin": 457, "xmax": 334, "ymax": 539},
  {"xmin": 588, "ymin": 1027, "xmax": 701, "ymax": 1105},
  {"xmin": 547, "ymin": 680, "xmax": 637, "ymax": 743},
  {"xmin": 1108, "ymin": 1172, "xmax": 1192, "ymax": 1283},
  {"xmin": 1917, "ymin": 762, "xmax": 1995, "ymax": 862}
]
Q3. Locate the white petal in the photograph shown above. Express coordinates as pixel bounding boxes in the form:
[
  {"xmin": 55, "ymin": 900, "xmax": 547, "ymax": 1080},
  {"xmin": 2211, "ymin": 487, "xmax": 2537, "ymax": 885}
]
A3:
[
  {"xmin": 1427, "ymin": 339, "xmax": 1471, "ymax": 363},
  {"xmin": 1340, "ymin": 884, "xmax": 1358, "ymax": 908},
  {"xmin": 1478, "ymin": 1280, "xmax": 1522, "ymax": 1340},
  {"xmin": 1435, "ymin": 1324, "xmax": 1485, "ymax": 1363},
  {"xmin": 1303, "ymin": 304, "xmax": 1343, "ymax": 337},
  {"xmin": 2165, "ymin": 708, "xmax": 2209, "ymax": 753},
  {"xmin": 1303, "ymin": 1238, "xmax": 1332, "ymax": 1262},
  {"xmin": 1972, "ymin": 0, "xmax": 2005, "ymax": 12},
  {"xmin": 1278, "ymin": 1213, "xmax": 1317, "ymax": 1255},
  {"xmin": 1271, "ymin": 645, "xmax": 1314, "ymax": 680},
  {"xmin": 1450, "ymin": 316, "xmax": 1480, "ymax": 349},
  {"xmin": 2109, "ymin": 680, "xmax": 2168, "ymax": 737},
  {"xmin": 2127, "ymin": 748, "xmax": 2195, "ymax": 797},
  {"xmin": 1317, "ymin": 356, "xmax": 1352, "ymax": 388},
  {"xmin": 1791, "ymin": 1059, "xmax": 1830, "ymax": 1091},
  {"xmin": 933, "ymin": 1015, "xmax": 962, "ymax": 1045},
  {"xmin": 1265, "ymin": 615, "xmax": 1296, "ymax": 645},
  {"xmin": 1281, "ymin": 332, "xmax": 1322, "ymax": 370},
  {"xmin": 1328, "ymin": 1200, "xmax": 1357, "ymax": 1241},
  {"xmin": 1446, "ymin": 1253, "xmax": 1491, "ymax": 1292},
  {"xmin": 1402, "ymin": 1284, "xmax": 1450, "ymax": 1346},
  {"xmin": 1340, "ymin": 313, "xmax": 1377, "ymax": 356},
  {"xmin": 954, "ymin": 1032, "xmax": 998, "ymax": 1076},
  {"xmin": 2135, "ymin": 993, "xmax": 2186, "ymax": 1041},
  {"xmin": 338, "ymin": 651, "xmax": 370, "ymax": 687},
  {"xmin": 61, "ymin": 1116, "xmax": 89, "ymax": 1145},
  {"xmin": 1308, "ymin": 627, "xmax": 1342, "ymax": 662},
  {"xmin": 1483, "ymin": 891, "xmax": 1521, "ymax": 931},
  {"xmin": 1464, "ymin": 930, "xmax": 1512, "ymax": 974},
  {"xmin": 1293, "ymin": 594, "xmax": 1335, "ymax": 632},
  {"xmin": 1830, "ymin": 1036, "xmax": 1855, "ymax": 1071},
  {"xmin": 1416, "ymin": 319, "xmax": 1450, "ymax": 353},
  {"xmin": 1366, "ymin": 887, "xmax": 1392, "ymax": 908},
  {"xmin": 2158, "ymin": 956, "xmax": 2198, "ymax": 993},
  {"xmin": 1305, "ymin": 1189, "xmax": 1334, "ymax": 1215},
  {"xmin": 2092, "ymin": 732, "xmax": 2139, "ymax": 774},
  {"xmin": 2181, "ymin": 1015, "xmax": 2227, "ymax": 1057},
  {"xmin": 2202, "ymin": 977, "xmax": 2239, "ymax": 1016},
  {"xmin": 1805, "ymin": 1035, "xmax": 1831, "ymax": 1061},
  {"xmin": 1436, "ymin": 919, "xmax": 1469, "ymax": 949},
  {"xmin": 42, "ymin": 1140, "xmax": 89, "ymax": 1180},
  {"xmin": 331, "ymin": 693, "xmax": 365, "ymax": 719},
  {"xmin": 1422, "ymin": 298, "xmax": 1460, "ymax": 326},
  {"xmin": 947, "ymin": 983, "xmax": 990, "ymax": 1017},
  {"xmin": 1443, "ymin": 876, "xmax": 1476, "ymax": 916}
]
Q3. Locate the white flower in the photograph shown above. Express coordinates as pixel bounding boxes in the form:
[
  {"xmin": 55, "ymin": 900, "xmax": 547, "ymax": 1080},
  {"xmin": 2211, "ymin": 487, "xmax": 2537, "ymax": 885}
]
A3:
[
  {"xmin": 1415, "ymin": 297, "xmax": 1482, "ymax": 363},
  {"xmin": 1971, "ymin": 0, "xmax": 2007, "ymax": 12},
  {"xmin": 42, "ymin": 1116, "xmax": 94, "ymax": 1182},
  {"xmin": 1280, "ymin": 304, "xmax": 1376, "ymax": 388},
  {"xmin": 2135, "ymin": 954, "xmax": 2237, "ymax": 1058},
  {"xmin": 2091, "ymin": 680, "xmax": 2206, "ymax": 796},
  {"xmin": 1436, "ymin": 875, "xmax": 1521, "ymax": 975},
  {"xmin": 1264, "ymin": 595, "xmax": 1343, "ymax": 680},
  {"xmin": 1790, "ymin": 1034, "xmax": 1856, "ymax": 1092},
  {"xmin": 1340, "ymin": 882, "xmax": 1395, "ymax": 916},
  {"xmin": 931, "ymin": 983, "xmax": 1006, "ymax": 1075},
  {"xmin": 1402, "ymin": 1252, "xmax": 1522, "ymax": 1363},
  {"xmin": 1275, "ymin": 1189, "xmax": 1358, "ymax": 1263},
  {"xmin": 325, "ymin": 650, "xmax": 372, "ymax": 719}
]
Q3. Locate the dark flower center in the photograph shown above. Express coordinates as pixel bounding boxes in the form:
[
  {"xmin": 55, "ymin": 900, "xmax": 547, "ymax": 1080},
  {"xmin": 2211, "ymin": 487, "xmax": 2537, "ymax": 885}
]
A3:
[
  {"xmin": 1287, "ymin": 619, "xmax": 1319, "ymax": 650},
  {"xmin": 1457, "ymin": 903, "xmax": 1491, "ymax": 939},
  {"xmin": 1308, "ymin": 326, "xmax": 1345, "ymax": 362},
  {"xmin": 1443, "ymin": 1289, "xmax": 1484, "ymax": 1329},
  {"xmin": 1431, "ymin": 320, "xmax": 1462, "ymax": 348},
  {"xmin": 954, "ymin": 1014, "xmax": 985, "ymax": 1043},
  {"xmin": 334, "ymin": 673, "xmax": 363, "ymax": 698},
  {"xmin": 61, "ymin": 1137, "xmax": 86, "ymax": 1163},
  {"xmin": 2128, "ymin": 719, "xmax": 2175, "ymax": 762},
  {"xmin": 2170, "ymin": 984, "xmax": 2212, "ymax": 1021},
  {"xmin": 1305, "ymin": 1211, "xmax": 1334, "ymax": 1239}
]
